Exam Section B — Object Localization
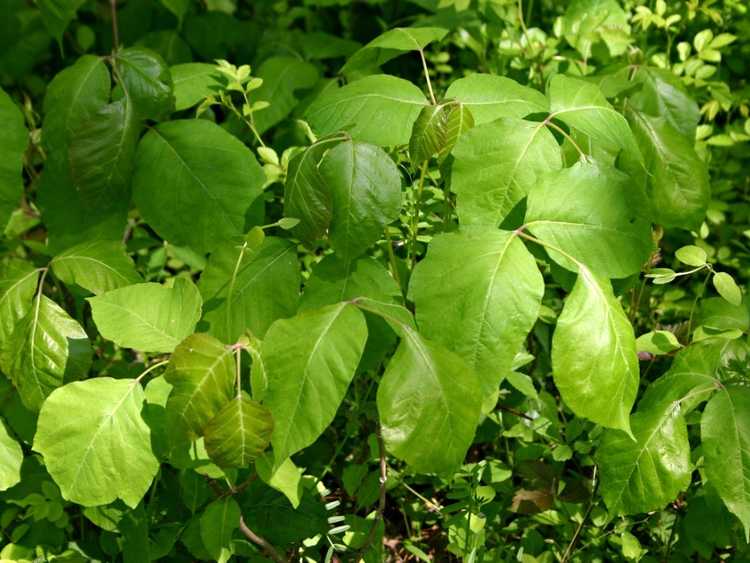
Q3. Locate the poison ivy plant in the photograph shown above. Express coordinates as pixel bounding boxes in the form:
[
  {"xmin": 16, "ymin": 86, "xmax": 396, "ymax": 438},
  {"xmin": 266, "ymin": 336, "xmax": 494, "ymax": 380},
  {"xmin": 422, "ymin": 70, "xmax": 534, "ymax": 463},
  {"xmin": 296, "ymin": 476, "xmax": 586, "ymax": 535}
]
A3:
[{"xmin": 1, "ymin": 0, "xmax": 749, "ymax": 561}]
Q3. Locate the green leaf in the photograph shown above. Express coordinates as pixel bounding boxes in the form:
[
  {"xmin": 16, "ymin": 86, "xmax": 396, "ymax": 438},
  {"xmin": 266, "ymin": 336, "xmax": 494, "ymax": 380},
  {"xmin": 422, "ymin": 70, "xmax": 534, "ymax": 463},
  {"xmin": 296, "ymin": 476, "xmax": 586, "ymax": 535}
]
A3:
[
  {"xmin": 36, "ymin": 0, "xmax": 86, "ymax": 47},
  {"xmin": 675, "ymin": 245, "xmax": 707, "ymax": 267},
  {"xmin": 306, "ymin": 74, "xmax": 427, "ymax": 146},
  {"xmin": 409, "ymin": 100, "xmax": 474, "ymax": 166},
  {"xmin": 160, "ymin": 0, "xmax": 190, "ymax": 24},
  {"xmin": 262, "ymin": 302, "xmax": 367, "ymax": 464},
  {"xmin": 89, "ymin": 278, "xmax": 202, "ymax": 353},
  {"xmin": 561, "ymin": 0, "xmax": 631, "ymax": 58},
  {"xmin": 598, "ymin": 403, "xmax": 691, "ymax": 514},
  {"xmin": 115, "ymin": 47, "xmax": 174, "ymax": 120},
  {"xmin": 3, "ymin": 295, "xmax": 92, "ymax": 411},
  {"xmin": 377, "ymin": 325, "xmax": 482, "ymax": 474},
  {"xmin": 250, "ymin": 56, "xmax": 319, "ymax": 134},
  {"xmin": 320, "ymin": 140, "xmax": 402, "ymax": 261},
  {"xmin": 283, "ymin": 135, "xmax": 345, "ymax": 243},
  {"xmin": 451, "ymin": 118, "xmax": 562, "ymax": 226},
  {"xmin": 627, "ymin": 108, "xmax": 709, "ymax": 231},
  {"xmin": 34, "ymin": 377, "xmax": 160, "ymax": 507},
  {"xmin": 630, "ymin": 66, "xmax": 700, "ymax": 139},
  {"xmin": 165, "ymin": 333, "xmax": 235, "ymax": 442},
  {"xmin": 713, "ymin": 272, "xmax": 742, "ymax": 306},
  {"xmin": 170, "ymin": 63, "xmax": 223, "ymax": 111},
  {"xmin": 132, "ymin": 119, "xmax": 265, "ymax": 253},
  {"xmin": 204, "ymin": 391, "xmax": 273, "ymax": 468},
  {"xmin": 525, "ymin": 159, "xmax": 653, "ymax": 279},
  {"xmin": 0, "ymin": 418, "xmax": 22, "ymax": 491},
  {"xmin": 198, "ymin": 236, "xmax": 300, "ymax": 343},
  {"xmin": 638, "ymin": 339, "xmax": 724, "ymax": 413},
  {"xmin": 300, "ymin": 255, "xmax": 401, "ymax": 311},
  {"xmin": 340, "ymin": 27, "xmax": 447, "ymax": 77},
  {"xmin": 701, "ymin": 386, "xmax": 750, "ymax": 541},
  {"xmin": 409, "ymin": 228, "xmax": 543, "ymax": 397},
  {"xmin": 635, "ymin": 330, "xmax": 682, "ymax": 355},
  {"xmin": 444, "ymin": 74, "xmax": 549, "ymax": 125},
  {"xmin": 548, "ymin": 75, "xmax": 642, "ymax": 166},
  {"xmin": 200, "ymin": 497, "xmax": 240, "ymax": 562},
  {"xmin": 39, "ymin": 55, "xmax": 125, "ymax": 251},
  {"xmin": 697, "ymin": 298, "xmax": 749, "ymax": 332},
  {"xmin": 256, "ymin": 452, "xmax": 303, "ymax": 509},
  {"xmin": 0, "ymin": 260, "xmax": 39, "ymax": 363},
  {"xmin": 68, "ymin": 97, "xmax": 139, "ymax": 211},
  {"xmin": 552, "ymin": 267, "xmax": 638, "ymax": 433},
  {"xmin": 0, "ymin": 87, "xmax": 27, "ymax": 230},
  {"xmin": 51, "ymin": 240, "xmax": 141, "ymax": 295}
]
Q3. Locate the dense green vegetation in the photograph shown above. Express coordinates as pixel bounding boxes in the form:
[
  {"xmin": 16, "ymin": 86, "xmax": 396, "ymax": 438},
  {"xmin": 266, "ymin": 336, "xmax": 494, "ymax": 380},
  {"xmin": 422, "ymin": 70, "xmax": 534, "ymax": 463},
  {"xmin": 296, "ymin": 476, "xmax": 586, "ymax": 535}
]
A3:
[{"xmin": 0, "ymin": 0, "xmax": 749, "ymax": 560}]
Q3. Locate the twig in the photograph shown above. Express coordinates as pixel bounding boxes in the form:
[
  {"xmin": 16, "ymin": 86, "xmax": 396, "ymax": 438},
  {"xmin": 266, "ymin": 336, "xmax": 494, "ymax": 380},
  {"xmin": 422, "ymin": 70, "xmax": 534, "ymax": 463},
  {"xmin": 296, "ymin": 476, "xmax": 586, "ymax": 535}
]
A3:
[
  {"xmin": 239, "ymin": 516, "xmax": 286, "ymax": 563},
  {"xmin": 561, "ymin": 466, "xmax": 598, "ymax": 563},
  {"xmin": 110, "ymin": 0, "xmax": 119, "ymax": 51}
]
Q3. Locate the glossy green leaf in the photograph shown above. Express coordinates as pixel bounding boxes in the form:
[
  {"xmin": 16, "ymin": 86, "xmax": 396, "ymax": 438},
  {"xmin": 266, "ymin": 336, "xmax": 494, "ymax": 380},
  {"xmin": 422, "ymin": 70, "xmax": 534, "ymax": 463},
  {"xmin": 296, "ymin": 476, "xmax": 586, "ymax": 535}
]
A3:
[
  {"xmin": 34, "ymin": 377, "xmax": 159, "ymax": 507},
  {"xmin": 0, "ymin": 260, "xmax": 39, "ymax": 362},
  {"xmin": 548, "ymin": 75, "xmax": 642, "ymax": 166},
  {"xmin": 341, "ymin": 27, "xmax": 447, "ymax": 76},
  {"xmin": 115, "ymin": 46, "xmax": 174, "ymax": 120},
  {"xmin": 89, "ymin": 278, "xmax": 202, "ymax": 353},
  {"xmin": 170, "ymin": 63, "xmax": 223, "ymax": 111},
  {"xmin": 199, "ymin": 236, "xmax": 299, "ymax": 343},
  {"xmin": 51, "ymin": 240, "xmax": 141, "ymax": 295},
  {"xmin": 638, "ymin": 339, "xmax": 724, "ymax": 413},
  {"xmin": 132, "ymin": 119, "xmax": 265, "ymax": 253},
  {"xmin": 262, "ymin": 302, "xmax": 367, "ymax": 464},
  {"xmin": 627, "ymin": 108, "xmax": 709, "ymax": 230},
  {"xmin": 164, "ymin": 333, "xmax": 235, "ymax": 441},
  {"xmin": 0, "ymin": 418, "xmax": 22, "ymax": 491},
  {"xmin": 204, "ymin": 391, "xmax": 273, "ymax": 468},
  {"xmin": 320, "ymin": 140, "xmax": 402, "ymax": 261},
  {"xmin": 409, "ymin": 228, "xmax": 543, "ymax": 396},
  {"xmin": 68, "ymin": 98, "xmax": 139, "ymax": 211},
  {"xmin": 701, "ymin": 386, "xmax": 750, "ymax": 540},
  {"xmin": 283, "ymin": 135, "xmax": 345, "ymax": 243},
  {"xmin": 39, "ymin": 55, "xmax": 126, "ymax": 251},
  {"xmin": 200, "ymin": 496, "xmax": 240, "ymax": 562},
  {"xmin": 525, "ymin": 159, "xmax": 653, "ymax": 279},
  {"xmin": 598, "ymin": 402, "xmax": 691, "ymax": 514},
  {"xmin": 300, "ymin": 255, "xmax": 401, "ymax": 311},
  {"xmin": 409, "ymin": 100, "xmax": 474, "ymax": 166},
  {"xmin": 0, "ymin": 87, "xmax": 27, "ymax": 230},
  {"xmin": 697, "ymin": 298, "xmax": 749, "ymax": 332},
  {"xmin": 306, "ymin": 74, "xmax": 427, "ymax": 146},
  {"xmin": 552, "ymin": 267, "xmax": 638, "ymax": 433},
  {"xmin": 630, "ymin": 66, "xmax": 700, "ymax": 139},
  {"xmin": 3, "ymin": 295, "xmax": 92, "ymax": 411},
  {"xmin": 451, "ymin": 118, "xmax": 562, "ymax": 226},
  {"xmin": 377, "ymin": 325, "xmax": 482, "ymax": 474},
  {"xmin": 445, "ymin": 74, "xmax": 549, "ymax": 125},
  {"xmin": 251, "ymin": 56, "xmax": 319, "ymax": 134}
]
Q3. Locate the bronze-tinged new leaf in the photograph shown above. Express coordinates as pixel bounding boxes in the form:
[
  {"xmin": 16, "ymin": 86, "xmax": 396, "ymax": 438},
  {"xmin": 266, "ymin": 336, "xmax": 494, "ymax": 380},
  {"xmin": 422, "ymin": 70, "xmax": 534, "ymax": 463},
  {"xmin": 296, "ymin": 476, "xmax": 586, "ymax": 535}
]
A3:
[
  {"xmin": 204, "ymin": 392, "xmax": 274, "ymax": 468},
  {"xmin": 165, "ymin": 333, "xmax": 236, "ymax": 440},
  {"xmin": 409, "ymin": 100, "xmax": 474, "ymax": 167}
]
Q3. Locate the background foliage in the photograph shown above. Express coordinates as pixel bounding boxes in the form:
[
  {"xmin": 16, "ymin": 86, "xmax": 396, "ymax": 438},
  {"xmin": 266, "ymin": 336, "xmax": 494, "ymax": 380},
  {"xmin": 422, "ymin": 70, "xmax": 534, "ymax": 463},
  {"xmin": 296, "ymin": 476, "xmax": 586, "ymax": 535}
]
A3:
[{"xmin": 1, "ymin": 0, "xmax": 749, "ymax": 561}]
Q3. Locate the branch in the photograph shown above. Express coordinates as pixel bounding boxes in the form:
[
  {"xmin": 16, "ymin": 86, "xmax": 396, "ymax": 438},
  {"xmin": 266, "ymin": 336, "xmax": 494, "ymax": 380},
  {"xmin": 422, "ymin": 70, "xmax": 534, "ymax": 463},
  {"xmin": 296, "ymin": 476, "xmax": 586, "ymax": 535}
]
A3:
[
  {"xmin": 239, "ymin": 516, "xmax": 286, "ymax": 563},
  {"xmin": 110, "ymin": 0, "xmax": 119, "ymax": 52}
]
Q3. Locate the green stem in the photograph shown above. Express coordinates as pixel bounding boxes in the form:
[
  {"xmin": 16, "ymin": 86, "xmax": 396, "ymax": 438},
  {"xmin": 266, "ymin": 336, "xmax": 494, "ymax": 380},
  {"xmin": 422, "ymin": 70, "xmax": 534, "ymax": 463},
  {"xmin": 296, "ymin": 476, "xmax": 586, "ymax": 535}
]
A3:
[
  {"xmin": 410, "ymin": 161, "xmax": 428, "ymax": 267},
  {"xmin": 419, "ymin": 49, "xmax": 437, "ymax": 105},
  {"xmin": 135, "ymin": 359, "xmax": 170, "ymax": 383}
]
